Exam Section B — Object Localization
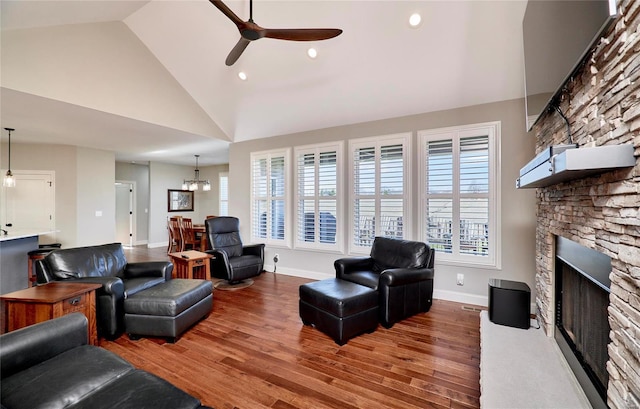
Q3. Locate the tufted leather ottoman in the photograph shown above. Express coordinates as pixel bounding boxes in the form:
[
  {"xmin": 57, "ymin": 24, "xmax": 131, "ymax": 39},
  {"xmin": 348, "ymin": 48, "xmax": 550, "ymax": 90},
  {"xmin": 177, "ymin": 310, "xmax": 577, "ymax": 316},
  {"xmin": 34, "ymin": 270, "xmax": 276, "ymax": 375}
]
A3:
[
  {"xmin": 299, "ymin": 278, "xmax": 378, "ymax": 345},
  {"xmin": 124, "ymin": 279, "xmax": 213, "ymax": 342}
]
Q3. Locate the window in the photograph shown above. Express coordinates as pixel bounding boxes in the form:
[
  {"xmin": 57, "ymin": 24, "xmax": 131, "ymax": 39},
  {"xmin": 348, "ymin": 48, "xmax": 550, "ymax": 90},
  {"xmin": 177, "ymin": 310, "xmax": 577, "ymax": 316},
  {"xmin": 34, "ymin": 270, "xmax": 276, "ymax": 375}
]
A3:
[
  {"xmin": 418, "ymin": 122, "xmax": 500, "ymax": 267},
  {"xmin": 294, "ymin": 143, "xmax": 343, "ymax": 251},
  {"xmin": 219, "ymin": 173, "xmax": 228, "ymax": 216},
  {"xmin": 349, "ymin": 133, "xmax": 411, "ymax": 253},
  {"xmin": 250, "ymin": 149, "xmax": 290, "ymax": 246}
]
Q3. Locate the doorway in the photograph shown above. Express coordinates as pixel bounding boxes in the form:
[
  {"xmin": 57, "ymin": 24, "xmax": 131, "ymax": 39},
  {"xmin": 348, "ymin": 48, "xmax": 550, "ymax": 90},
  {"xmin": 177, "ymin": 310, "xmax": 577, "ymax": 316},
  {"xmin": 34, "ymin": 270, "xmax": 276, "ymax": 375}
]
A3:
[
  {"xmin": 1, "ymin": 170, "xmax": 56, "ymax": 242},
  {"xmin": 115, "ymin": 181, "xmax": 135, "ymax": 247}
]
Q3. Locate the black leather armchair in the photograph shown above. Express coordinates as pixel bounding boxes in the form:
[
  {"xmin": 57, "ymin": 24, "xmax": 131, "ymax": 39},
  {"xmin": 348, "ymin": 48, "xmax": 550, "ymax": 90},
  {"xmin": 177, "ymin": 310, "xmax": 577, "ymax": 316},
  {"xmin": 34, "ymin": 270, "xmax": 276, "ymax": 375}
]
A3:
[
  {"xmin": 35, "ymin": 243, "xmax": 174, "ymax": 339},
  {"xmin": 205, "ymin": 216, "xmax": 265, "ymax": 284},
  {"xmin": 334, "ymin": 236, "xmax": 435, "ymax": 328}
]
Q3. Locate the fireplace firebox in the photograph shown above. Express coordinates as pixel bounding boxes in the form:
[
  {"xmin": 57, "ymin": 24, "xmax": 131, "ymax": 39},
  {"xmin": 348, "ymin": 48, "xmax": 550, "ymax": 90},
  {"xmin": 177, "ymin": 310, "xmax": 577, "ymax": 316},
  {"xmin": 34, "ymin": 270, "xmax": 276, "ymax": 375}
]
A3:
[{"xmin": 555, "ymin": 236, "xmax": 611, "ymax": 409}]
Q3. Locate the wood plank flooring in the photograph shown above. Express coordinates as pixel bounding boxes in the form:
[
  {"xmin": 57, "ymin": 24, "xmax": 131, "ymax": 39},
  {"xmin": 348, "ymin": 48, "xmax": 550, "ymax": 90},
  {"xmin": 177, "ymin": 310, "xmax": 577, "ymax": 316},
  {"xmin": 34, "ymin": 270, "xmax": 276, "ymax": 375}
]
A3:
[{"xmin": 102, "ymin": 246, "xmax": 481, "ymax": 409}]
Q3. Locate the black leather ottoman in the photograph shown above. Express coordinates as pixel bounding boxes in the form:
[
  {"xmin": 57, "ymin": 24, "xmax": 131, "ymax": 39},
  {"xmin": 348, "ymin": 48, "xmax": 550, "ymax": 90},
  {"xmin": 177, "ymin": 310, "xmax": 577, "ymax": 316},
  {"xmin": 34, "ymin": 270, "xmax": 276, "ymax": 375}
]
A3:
[
  {"xmin": 124, "ymin": 279, "xmax": 213, "ymax": 342},
  {"xmin": 299, "ymin": 278, "xmax": 378, "ymax": 345}
]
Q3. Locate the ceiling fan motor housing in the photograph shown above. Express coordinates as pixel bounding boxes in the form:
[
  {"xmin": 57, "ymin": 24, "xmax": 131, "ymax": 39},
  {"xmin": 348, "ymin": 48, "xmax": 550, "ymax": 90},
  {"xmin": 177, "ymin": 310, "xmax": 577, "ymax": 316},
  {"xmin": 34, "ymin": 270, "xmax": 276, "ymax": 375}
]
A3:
[{"xmin": 241, "ymin": 28, "xmax": 262, "ymax": 41}]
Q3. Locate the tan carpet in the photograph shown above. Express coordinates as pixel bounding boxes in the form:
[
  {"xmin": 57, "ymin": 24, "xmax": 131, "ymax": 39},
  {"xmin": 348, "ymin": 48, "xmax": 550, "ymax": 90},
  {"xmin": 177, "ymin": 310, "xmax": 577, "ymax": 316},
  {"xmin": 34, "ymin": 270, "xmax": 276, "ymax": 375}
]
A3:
[
  {"xmin": 480, "ymin": 310, "xmax": 591, "ymax": 408},
  {"xmin": 212, "ymin": 278, "xmax": 254, "ymax": 291}
]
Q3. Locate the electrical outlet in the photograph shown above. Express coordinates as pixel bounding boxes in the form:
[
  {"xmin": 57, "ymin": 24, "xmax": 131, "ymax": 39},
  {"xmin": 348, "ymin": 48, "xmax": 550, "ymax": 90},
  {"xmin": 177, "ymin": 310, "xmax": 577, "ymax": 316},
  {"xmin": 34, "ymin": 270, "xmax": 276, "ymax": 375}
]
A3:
[{"xmin": 456, "ymin": 273, "xmax": 464, "ymax": 286}]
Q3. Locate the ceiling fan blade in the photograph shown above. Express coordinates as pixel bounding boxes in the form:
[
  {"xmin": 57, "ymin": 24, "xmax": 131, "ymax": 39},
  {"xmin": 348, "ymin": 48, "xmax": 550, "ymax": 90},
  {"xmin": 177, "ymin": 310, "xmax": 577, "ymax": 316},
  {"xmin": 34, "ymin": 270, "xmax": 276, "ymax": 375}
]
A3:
[
  {"xmin": 225, "ymin": 37, "xmax": 251, "ymax": 66},
  {"xmin": 209, "ymin": 0, "xmax": 244, "ymax": 27},
  {"xmin": 263, "ymin": 28, "xmax": 343, "ymax": 41}
]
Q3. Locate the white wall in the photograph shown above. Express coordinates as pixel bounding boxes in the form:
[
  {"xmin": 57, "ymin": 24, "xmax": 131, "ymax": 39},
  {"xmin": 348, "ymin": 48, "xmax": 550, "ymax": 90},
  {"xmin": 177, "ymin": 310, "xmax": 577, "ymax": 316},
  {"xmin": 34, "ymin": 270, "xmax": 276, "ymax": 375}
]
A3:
[
  {"xmin": 76, "ymin": 148, "xmax": 116, "ymax": 245},
  {"xmin": 196, "ymin": 164, "xmax": 229, "ymax": 218},
  {"xmin": 0, "ymin": 142, "xmax": 119, "ymax": 247},
  {"xmin": 147, "ymin": 161, "xmax": 227, "ymax": 248},
  {"xmin": 0, "ymin": 145, "xmax": 226, "ymax": 249},
  {"xmin": 229, "ymin": 98, "xmax": 537, "ymax": 306},
  {"xmin": 1, "ymin": 21, "xmax": 223, "ymax": 138},
  {"xmin": 1, "ymin": 143, "xmax": 77, "ymax": 244}
]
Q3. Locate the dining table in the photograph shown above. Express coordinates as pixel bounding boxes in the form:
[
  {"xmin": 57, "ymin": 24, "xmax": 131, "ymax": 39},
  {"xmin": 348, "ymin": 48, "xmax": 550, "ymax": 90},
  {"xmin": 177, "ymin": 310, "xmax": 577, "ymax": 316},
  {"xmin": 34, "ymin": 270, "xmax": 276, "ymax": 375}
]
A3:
[{"xmin": 192, "ymin": 224, "xmax": 208, "ymax": 251}]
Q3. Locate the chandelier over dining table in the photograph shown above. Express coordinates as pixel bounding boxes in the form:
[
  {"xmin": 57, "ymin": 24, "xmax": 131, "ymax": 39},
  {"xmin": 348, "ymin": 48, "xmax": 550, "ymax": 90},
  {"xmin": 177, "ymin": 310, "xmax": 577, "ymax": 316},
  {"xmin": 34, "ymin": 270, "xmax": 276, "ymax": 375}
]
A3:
[{"xmin": 182, "ymin": 155, "xmax": 211, "ymax": 191}]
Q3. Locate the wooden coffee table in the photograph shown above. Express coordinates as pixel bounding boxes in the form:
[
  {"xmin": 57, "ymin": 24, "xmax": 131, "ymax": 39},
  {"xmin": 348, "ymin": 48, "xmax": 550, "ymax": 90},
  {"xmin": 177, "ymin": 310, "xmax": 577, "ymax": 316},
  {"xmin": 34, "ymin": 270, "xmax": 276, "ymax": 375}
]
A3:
[
  {"xmin": 168, "ymin": 250, "xmax": 213, "ymax": 280},
  {"xmin": 1, "ymin": 282, "xmax": 102, "ymax": 345}
]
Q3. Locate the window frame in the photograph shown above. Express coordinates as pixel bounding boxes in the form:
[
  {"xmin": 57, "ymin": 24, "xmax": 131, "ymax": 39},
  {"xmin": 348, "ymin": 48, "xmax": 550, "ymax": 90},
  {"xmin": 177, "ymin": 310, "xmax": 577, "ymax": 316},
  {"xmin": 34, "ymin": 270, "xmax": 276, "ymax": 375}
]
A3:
[
  {"xmin": 250, "ymin": 149, "xmax": 291, "ymax": 248},
  {"xmin": 348, "ymin": 132, "xmax": 412, "ymax": 255},
  {"xmin": 293, "ymin": 142, "xmax": 344, "ymax": 253},
  {"xmin": 418, "ymin": 121, "xmax": 501, "ymax": 268}
]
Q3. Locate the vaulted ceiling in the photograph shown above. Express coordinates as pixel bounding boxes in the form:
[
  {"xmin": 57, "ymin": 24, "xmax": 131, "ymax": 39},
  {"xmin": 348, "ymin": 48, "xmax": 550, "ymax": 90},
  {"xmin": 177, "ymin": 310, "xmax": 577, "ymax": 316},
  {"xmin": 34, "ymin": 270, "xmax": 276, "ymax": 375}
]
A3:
[{"xmin": 1, "ymin": 0, "xmax": 527, "ymax": 166}]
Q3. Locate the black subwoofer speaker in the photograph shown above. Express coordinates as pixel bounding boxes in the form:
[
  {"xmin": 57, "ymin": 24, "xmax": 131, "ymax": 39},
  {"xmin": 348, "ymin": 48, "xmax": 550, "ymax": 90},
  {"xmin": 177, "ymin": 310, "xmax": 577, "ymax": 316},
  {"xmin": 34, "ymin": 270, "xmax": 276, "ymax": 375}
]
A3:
[{"xmin": 488, "ymin": 278, "xmax": 530, "ymax": 329}]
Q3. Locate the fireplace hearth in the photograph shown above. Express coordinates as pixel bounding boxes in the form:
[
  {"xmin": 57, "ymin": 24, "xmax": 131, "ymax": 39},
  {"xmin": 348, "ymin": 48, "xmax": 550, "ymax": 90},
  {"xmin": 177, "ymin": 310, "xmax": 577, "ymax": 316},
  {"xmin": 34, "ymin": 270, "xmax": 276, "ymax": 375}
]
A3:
[{"xmin": 555, "ymin": 236, "xmax": 612, "ymax": 409}]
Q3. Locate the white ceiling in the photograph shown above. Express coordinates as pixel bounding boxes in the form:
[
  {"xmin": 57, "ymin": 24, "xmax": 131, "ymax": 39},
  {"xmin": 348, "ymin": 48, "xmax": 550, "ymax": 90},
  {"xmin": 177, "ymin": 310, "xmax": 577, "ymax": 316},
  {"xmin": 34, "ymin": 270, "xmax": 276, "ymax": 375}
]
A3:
[{"xmin": 0, "ymin": 0, "xmax": 527, "ymax": 166}]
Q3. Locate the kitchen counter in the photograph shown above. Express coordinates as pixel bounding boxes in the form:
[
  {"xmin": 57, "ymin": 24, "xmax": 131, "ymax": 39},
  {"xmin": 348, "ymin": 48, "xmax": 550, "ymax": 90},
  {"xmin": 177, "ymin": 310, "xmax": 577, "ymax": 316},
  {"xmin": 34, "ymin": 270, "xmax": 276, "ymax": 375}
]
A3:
[
  {"xmin": 0, "ymin": 230, "xmax": 57, "ymax": 294},
  {"xmin": 0, "ymin": 229, "xmax": 56, "ymax": 242}
]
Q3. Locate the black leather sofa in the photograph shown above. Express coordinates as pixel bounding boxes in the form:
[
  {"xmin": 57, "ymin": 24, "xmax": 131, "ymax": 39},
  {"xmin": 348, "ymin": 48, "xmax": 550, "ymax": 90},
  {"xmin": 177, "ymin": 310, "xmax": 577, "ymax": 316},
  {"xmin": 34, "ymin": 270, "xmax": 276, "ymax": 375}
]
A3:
[
  {"xmin": 0, "ymin": 313, "xmax": 211, "ymax": 409},
  {"xmin": 334, "ymin": 236, "xmax": 435, "ymax": 328},
  {"xmin": 35, "ymin": 243, "xmax": 174, "ymax": 339}
]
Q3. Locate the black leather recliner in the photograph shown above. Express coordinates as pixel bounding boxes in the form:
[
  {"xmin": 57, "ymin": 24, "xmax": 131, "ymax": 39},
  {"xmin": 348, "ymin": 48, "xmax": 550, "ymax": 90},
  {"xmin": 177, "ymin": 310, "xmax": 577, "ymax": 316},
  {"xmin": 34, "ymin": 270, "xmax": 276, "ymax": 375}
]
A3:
[
  {"xmin": 205, "ymin": 216, "xmax": 265, "ymax": 284},
  {"xmin": 35, "ymin": 243, "xmax": 174, "ymax": 339},
  {"xmin": 334, "ymin": 236, "xmax": 435, "ymax": 328}
]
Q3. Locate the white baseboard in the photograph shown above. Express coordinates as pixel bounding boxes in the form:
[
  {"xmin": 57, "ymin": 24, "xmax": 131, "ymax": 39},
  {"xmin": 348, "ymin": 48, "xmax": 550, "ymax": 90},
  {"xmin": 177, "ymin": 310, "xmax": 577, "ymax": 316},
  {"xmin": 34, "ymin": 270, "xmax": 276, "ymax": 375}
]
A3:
[
  {"xmin": 134, "ymin": 240, "xmax": 148, "ymax": 246},
  {"xmin": 148, "ymin": 241, "xmax": 167, "ymax": 249},
  {"xmin": 266, "ymin": 266, "xmax": 493, "ymax": 308},
  {"xmin": 432, "ymin": 290, "xmax": 537, "ymax": 314},
  {"xmin": 433, "ymin": 289, "xmax": 488, "ymax": 307},
  {"xmin": 265, "ymin": 264, "xmax": 333, "ymax": 281}
]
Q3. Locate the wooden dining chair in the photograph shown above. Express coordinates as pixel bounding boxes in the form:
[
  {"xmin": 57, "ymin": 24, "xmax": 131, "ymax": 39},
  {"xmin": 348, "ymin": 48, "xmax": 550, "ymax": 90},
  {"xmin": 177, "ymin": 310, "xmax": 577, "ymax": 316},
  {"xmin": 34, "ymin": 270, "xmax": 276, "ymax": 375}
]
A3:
[
  {"xmin": 199, "ymin": 217, "xmax": 217, "ymax": 250},
  {"xmin": 168, "ymin": 217, "xmax": 183, "ymax": 253},
  {"xmin": 181, "ymin": 218, "xmax": 202, "ymax": 251}
]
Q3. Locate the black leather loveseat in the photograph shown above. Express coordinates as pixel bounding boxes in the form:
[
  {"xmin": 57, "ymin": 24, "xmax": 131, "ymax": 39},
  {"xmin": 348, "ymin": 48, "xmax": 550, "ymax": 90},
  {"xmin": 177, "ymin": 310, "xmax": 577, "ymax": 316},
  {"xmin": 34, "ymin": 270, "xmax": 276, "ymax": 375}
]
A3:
[
  {"xmin": 0, "ymin": 313, "xmax": 211, "ymax": 409},
  {"xmin": 36, "ymin": 243, "xmax": 173, "ymax": 339}
]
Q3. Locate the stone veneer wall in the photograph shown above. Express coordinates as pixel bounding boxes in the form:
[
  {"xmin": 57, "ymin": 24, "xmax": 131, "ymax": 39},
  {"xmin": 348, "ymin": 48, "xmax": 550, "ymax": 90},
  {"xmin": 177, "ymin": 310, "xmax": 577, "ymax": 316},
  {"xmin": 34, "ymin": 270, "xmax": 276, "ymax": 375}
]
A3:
[{"xmin": 531, "ymin": 0, "xmax": 640, "ymax": 407}]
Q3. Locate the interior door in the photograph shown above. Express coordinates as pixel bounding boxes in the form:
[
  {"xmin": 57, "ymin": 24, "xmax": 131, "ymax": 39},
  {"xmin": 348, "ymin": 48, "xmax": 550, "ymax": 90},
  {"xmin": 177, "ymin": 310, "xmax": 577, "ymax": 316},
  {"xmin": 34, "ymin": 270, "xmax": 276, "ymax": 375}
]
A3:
[
  {"xmin": 1, "ymin": 171, "xmax": 56, "ymax": 241},
  {"xmin": 115, "ymin": 182, "xmax": 133, "ymax": 247}
]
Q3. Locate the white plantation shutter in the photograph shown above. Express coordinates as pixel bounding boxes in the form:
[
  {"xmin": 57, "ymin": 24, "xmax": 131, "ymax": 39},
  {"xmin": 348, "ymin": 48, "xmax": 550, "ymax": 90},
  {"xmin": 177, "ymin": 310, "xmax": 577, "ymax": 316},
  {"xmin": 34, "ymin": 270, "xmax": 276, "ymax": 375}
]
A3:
[
  {"xmin": 350, "ymin": 134, "xmax": 410, "ymax": 253},
  {"xmin": 460, "ymin": 136, "xmax": 489, "ymax": 256},
  {"xmin": 425, "ymin": 139, "xmax": 454, "ymax": 253},
  {"xmin": 252, "ymin": 157, "xmax": 268, "ymax": 239},
  {"xmin": 251, "ymin": 150, "xmax": 289, "ymax": 245},
  {"xmin": 294, "ymin": 144, "xmax": 341, "ymax": 250},
  {"xmin": 353, "ymin": 147, "xmax": 376, "ymax": 247},
  {"xmin": 380, "ymin": 144, "xmax": 404, "ymax": 239},
  {"xmin": 419, "ymin": 122, "xmax": 500, "ymax": 267},
  {"xmin": 219, "ymin": 173, "xmax": 228, "ymax": 216}
]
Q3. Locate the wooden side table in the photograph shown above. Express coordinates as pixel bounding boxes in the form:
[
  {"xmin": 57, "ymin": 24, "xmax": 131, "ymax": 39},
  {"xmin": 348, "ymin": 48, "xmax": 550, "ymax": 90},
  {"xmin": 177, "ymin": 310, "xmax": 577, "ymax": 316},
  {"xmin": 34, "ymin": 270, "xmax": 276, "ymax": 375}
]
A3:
[
  {"xmin": 0, "ymin": 282, "xmax": 102, "ymax": 345},
  {"xmin": 168, "ymin": 250, "xmax": 212, "ymax": 280}
]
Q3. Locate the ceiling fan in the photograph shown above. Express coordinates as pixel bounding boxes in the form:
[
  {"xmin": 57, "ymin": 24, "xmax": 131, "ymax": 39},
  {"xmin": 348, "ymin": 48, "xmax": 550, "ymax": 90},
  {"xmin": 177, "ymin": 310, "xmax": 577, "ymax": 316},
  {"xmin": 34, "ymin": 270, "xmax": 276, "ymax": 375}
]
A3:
[{"xmin": 210, "ymin": 0, "xmax": 343, "ymax": 66}]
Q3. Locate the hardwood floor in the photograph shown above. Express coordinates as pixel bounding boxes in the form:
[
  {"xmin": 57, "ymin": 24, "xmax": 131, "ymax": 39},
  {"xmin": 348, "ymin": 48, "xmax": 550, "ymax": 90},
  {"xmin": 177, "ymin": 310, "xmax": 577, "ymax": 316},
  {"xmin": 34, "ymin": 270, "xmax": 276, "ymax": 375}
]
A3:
[{"xmin": 105, "ymin": 246, "xmax": 482, "ymax": 409}]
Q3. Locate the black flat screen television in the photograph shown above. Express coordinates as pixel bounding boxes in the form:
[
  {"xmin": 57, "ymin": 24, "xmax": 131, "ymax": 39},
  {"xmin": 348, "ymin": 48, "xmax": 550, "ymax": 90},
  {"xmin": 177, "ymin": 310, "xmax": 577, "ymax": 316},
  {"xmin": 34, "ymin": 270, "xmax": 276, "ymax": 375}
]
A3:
[{"xmin": 523, "ymin": 0, "xmax": 617, "ymax": 131}]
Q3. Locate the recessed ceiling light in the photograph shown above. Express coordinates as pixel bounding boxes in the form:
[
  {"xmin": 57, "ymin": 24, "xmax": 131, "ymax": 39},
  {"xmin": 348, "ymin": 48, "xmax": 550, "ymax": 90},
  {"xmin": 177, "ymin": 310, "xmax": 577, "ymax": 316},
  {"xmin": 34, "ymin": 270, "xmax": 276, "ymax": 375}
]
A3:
[
  {"xmin": 409, "ymin": 13, "xmax": 422, "ymax": 28},
  {"xmin": 238, "ymin": 71, "xmax": 247, "ymax": 81},
  {"xmin": 307, "ymin": 48, "xmax": 318, "ymax": 59}
]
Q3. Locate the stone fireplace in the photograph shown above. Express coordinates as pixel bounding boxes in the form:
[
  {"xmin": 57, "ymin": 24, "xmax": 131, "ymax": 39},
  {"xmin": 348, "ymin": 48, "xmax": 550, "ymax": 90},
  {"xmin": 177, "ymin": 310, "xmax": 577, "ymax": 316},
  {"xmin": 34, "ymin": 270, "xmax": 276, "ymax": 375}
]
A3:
[
  {"xmin": 530, "ymin": 0, "xmax": 639, "ymax": 408},
  {"xmin": 555, "ymin": 236, "xmax": 612, "ymax": 407}
]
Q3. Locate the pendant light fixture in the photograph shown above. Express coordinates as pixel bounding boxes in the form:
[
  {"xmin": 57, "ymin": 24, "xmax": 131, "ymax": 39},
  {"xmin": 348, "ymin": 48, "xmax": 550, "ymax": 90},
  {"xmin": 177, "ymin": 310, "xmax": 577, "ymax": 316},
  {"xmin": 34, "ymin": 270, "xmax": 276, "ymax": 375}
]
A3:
[
  {"xmin": 182, "ymin": 155, "xmax": 211, "ymax": 191},
  {"xmin": 3, "ymin": 128, "xmax": 15, "ymax": 188}
]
